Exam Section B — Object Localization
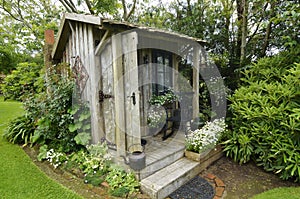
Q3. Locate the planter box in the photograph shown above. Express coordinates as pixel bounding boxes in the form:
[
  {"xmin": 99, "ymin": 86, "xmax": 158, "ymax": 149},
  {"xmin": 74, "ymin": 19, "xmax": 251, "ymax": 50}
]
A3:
[{"xmin": 184, "ymin": 145, "xmax": 223, "ymax": 163}]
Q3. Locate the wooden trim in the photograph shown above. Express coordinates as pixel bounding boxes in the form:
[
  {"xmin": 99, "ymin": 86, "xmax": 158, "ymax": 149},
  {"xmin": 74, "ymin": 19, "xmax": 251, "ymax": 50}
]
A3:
[
  {"xmin": 68, "ymin": 21, "xmax": 75, "ymax": 33},
  {"xmin": 65, "ymin": 13, "xmax": 101, "ymax": 26},
  {"xmin": 95, "ymin": 30, "xmax": 110, "ymax": 56}
]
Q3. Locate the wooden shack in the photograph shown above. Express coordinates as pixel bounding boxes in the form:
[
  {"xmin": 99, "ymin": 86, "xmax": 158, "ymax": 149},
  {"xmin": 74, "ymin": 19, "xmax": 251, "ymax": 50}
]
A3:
[
  {"xmin": 52, "ymin": 12, "xmax": 206, "ymax": 152},
  {"xmin": 51, "ymin": 13, "xmax": 221, "ymax": 199}
]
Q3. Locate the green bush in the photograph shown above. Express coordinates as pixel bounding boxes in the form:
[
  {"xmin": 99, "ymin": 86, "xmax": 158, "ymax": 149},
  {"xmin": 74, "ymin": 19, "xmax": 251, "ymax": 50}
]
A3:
[
  {"xmin": 4, "ymin": 64, "xmax": 92, "ymax": 153},
  {"xmin": 223, "ymin": 46, "xmax": 300, "ymax": 181},
  {"xmin": 3, "ymin": 115, "xmax": 35, "ymax": 145},
  {"xmin": 105, "ymin": 166, "xmax": 139, "ymax": 197},
  {"xmin": 1, "ymin": 62, "xmax": 43, "ymax": 101}
]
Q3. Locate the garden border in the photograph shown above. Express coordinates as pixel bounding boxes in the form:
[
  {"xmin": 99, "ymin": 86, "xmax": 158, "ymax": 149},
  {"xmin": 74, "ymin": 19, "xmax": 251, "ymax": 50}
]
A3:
[{"xmin": 204, "ymin": 173, "xmax": 226, "ymax": 199}]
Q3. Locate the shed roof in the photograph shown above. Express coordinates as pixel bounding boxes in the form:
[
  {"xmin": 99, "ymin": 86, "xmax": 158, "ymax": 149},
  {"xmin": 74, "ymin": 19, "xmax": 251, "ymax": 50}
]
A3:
[{"xmin": 51, "ymin": 13, "xmax": 206, "ymax": 60}]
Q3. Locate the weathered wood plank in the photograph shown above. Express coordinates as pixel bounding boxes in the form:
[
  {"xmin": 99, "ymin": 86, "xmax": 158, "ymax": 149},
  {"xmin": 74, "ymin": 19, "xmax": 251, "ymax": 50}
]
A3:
[
  {"xmin": 138, "ymin": 49, "xmax": 151, "ymax": 137},
  {"xmin": 192, "ymin": 46, "xmax": 200, "ymax": 119},
  {"xmin": 65, "ymin": 13, "xmax": 101, "ymax": 26},
  {"xmin": 100, "ymin": 42, "xmax": 115, "ymax": 145},
  {"xmin": 112, "ymin": 34, "xmax": 126, "ymax": 156},
  {"xmin": 122, "ymin": 31, "xmax": 141, "ymax": 152},
  {"xmin": 95, "ymin": 30, "xmax": 110, "ymax": 56},
  {"xmin": 87, "ymin": 24, "xmax": 102, "ymax": 143},
  {"xmin": 83, "ymin": 23, "xmax": 90, "ymax": 100}
]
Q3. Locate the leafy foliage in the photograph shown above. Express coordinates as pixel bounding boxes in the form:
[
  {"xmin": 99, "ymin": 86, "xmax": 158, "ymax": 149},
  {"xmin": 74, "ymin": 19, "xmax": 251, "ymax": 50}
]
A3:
[
  {"xmin": 68, "ymin": 104, "xmax": 91, "ymax": 146},
  {"xmin": 149, "ymin": 89, "xmax": 177, "ymax": 105},
  {"xmin": 4, "ymin": 64, "xmax": 92, "ymax": 153},
  {"xmin": 1, "ymin": 62, "xmax": 43, "ymax": 101},
  {"xmin": 84, "ymin": 172, "xmax": 105, "ymax": 186},
  {"xmin": 3, "ymin": 115, "xmax": 35, "ymax": 145},
  {"xmin": 0, "ymin": 0, "xmax": 61, "ymax": 55},
  {"xmin": 223, "ymin": 46, "xmax": 300, "ymax": 181},
  {"xmin": 105, "ymin": 166, "xmax": 139, "ymax": 197}
]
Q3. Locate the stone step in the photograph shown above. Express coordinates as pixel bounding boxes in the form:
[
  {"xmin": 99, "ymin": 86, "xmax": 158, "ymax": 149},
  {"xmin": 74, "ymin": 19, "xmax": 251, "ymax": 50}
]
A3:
[
  {"xmin": 140, "ymin": 158, "xmax": 201, "ymax": 199},
  {"xmin": 139, "ymin": 141, "xmax": 185, "ymax": 180}
]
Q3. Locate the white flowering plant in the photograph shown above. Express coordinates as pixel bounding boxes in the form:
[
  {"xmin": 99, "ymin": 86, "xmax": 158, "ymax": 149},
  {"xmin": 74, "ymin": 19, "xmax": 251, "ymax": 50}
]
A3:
[
  {"xmin": 185, "ymin": 118, "xmax": 227, "ymax": 153},
  {"xmin": 147, "ymin": 105, "xmax": 167, "ymax": 128},
  {"xmin": 46, "ymin": 149, "xmax": 68, "ymax": 169}
]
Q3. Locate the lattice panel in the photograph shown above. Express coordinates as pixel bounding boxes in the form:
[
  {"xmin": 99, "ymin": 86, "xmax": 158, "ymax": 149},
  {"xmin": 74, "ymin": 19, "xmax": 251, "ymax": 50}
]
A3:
[{"xmin": 72, "ymin": 56, "xmax": 89, "ymax": 94}]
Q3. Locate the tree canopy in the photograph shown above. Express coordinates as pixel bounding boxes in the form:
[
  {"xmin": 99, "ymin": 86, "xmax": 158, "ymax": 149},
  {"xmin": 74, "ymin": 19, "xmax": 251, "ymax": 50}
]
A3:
[{"xmin": 0, "ymin": 0, "xmax": 299, "ymax": 83}]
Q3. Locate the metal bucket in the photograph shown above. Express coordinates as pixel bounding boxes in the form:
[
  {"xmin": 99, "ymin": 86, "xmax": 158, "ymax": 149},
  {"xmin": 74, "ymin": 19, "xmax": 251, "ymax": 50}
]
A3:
[{"xmin": 127, "ymin": 144, "xmax": 146, "ymax": 171}]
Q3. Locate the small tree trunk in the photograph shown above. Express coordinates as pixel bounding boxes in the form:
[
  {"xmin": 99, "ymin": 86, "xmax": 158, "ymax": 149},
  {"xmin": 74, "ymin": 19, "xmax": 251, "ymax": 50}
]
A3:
[{"xmin": 240, "ymin": 0, "xmax": 248, "ymax": 66}]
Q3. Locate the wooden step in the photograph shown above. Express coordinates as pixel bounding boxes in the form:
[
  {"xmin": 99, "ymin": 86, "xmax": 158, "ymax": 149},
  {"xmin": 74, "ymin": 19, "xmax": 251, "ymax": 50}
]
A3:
[
  {"xmin": 140, "ymin": 158, "xmax": 201, "ymax": 199},
  {"xmin": 139, "ymin": 143, "xmax": 185, "ymax": 180}
]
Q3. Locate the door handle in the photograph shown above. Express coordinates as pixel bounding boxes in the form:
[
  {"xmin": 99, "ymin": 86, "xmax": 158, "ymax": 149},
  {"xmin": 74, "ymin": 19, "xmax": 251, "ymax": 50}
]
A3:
[
  {"xmin": 127, "ymin": 92, "xmax": 136, "ymax": 105},
  {"xmin": 131, "ymin": 92, "xmax": 136, "ymax": 105}
]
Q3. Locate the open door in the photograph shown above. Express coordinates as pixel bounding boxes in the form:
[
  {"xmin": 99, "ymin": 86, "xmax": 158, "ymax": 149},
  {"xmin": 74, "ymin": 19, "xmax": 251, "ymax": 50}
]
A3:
[{"xmin": 99, "ymin": 42, "xmax": 116, "ymax": 147}]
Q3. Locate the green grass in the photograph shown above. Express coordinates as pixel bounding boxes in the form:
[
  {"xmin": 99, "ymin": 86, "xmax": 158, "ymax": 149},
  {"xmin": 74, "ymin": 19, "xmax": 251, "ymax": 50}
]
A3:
[
  {"xmin": 251, "ymin": 187, "xmax": 300, "ymax": 199},
  {"xmin": 0, "ymin": 96, "xmax": 82, "ymax": 199}
]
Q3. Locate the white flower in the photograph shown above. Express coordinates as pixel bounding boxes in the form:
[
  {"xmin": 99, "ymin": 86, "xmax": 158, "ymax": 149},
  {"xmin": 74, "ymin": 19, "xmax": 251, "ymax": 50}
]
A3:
[{"xmin": 186, "ymin": 118, "xmax": 226, "ymax": 153}]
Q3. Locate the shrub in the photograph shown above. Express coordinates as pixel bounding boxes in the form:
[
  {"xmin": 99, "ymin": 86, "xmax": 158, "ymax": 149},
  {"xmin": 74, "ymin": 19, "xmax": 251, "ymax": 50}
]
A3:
[
  {"xmin": 62, "ymin": 142, "xmax": 111, "ymax": 175},
  {"xmin": 4, "ymin": 64, "xmax": 92, "ymax": 153},
  {"xmin": 105, "ymin": 166, "xmax": 139, "ymax": 197},
  {"xmin": 3, "ymin": 115, "xmax": 35, "ymax": 145},
  {"xmin": 223, "ymin": 46, "xmax": 300, "ymax": 181},
  {"xmin": 1, "ymin": 62, "xmax": 43, "ymax": 101}
]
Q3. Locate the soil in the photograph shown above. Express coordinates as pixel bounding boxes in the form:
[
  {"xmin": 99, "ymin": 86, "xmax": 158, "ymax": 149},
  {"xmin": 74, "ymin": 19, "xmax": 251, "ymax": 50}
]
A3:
[
  {"xmin": 199, "ymin": 156, "xmax": 299, "ymax": 199},
  {"xmin": 24, "ymin": 146, "xmax": 298, "ymax": 199}
]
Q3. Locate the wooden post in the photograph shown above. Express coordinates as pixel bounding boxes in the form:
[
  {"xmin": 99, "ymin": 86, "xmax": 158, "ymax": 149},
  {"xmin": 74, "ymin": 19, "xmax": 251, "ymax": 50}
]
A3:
[
  {"xmin": 112, "ymin": 34, "xmax": 126, "ymax": 157},
  {"xmin": 192, "ymin": 46, "xmax": 200, "ymax": 119}
]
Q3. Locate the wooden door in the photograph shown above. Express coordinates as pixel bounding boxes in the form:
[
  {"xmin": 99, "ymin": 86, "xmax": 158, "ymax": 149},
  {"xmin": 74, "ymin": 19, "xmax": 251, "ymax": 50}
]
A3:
[
  {"xmin": 122, "ymin": 32, "xmax": 142, "ymax": 151},
  {"xmin": 99, "ymin": 42, "xmax": 116, "ymax": 147}
]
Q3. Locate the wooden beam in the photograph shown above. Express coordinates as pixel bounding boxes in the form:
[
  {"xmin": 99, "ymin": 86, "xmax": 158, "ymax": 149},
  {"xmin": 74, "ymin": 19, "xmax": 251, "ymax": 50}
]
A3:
[
  {"xmin": 65, "ymin": 13, "xmax": 101, "ymax": 26},
  {"xmin": 88, "ymin": 24, "xmax": 102, "ymax": 143},
  {"xmin": 95, "ymin": 30, "xmax": 110, "ymax": 56},
  {"xmin": 112, "ymin": 34, "xmax": 126, "ymax": 157},
  {"xmin": 192, "ymin": 46, "xmax": 200, "ymax": 119},
  {"xmin": 68, "ymin": 21, "xmax": 75, "ymax": 33}
]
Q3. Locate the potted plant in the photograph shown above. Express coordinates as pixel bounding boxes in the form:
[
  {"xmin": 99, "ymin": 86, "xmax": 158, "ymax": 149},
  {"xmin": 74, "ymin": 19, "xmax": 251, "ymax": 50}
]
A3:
[
  {"xmin": 185, "ymin": 118, "xmax": 226, "ymax": 161},
  {"xmin": 147, "ymin": 105, "xmax": 167, "ymax": 135},
  {"xmin": 149, "ymin": 89, "xmax": 178, "ymax": 107}
]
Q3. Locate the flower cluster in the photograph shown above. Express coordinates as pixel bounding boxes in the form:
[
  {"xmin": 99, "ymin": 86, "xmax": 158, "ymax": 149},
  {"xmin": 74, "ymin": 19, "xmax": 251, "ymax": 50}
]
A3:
[
  {"xmin": 46, "ymin": 149, "xmax": 68, "ymax": 169},
  {"xmin": 147, "ymin": 106, "xmax": 167, "ymax": 128},
  {"xmin": 185, "ymin": 118, "xmax": 226, "ymax": 153}
]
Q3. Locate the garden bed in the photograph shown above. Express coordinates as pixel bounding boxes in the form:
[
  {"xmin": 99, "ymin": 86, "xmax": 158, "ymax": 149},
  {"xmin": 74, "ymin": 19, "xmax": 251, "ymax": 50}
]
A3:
[{"xmin": 23, "ymin": 146, "xmax": 150, "ymax": 199}]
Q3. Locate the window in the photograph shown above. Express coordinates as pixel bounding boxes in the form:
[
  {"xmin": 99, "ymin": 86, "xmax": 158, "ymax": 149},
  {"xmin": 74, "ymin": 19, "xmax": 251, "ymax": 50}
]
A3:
[{"xmin": 152, "ymin": 50, "xmax": 173, "ymax": 95}]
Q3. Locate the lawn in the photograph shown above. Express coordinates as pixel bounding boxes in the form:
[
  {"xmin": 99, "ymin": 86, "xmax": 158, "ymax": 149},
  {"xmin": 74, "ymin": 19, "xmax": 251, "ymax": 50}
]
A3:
[
  {"xmin": 251, "ymin": 187, "xmax": 300, "ymax": 199},
  {"xmin": 0, "ymin": 97, "xmax": 82, "ymax": 199}
]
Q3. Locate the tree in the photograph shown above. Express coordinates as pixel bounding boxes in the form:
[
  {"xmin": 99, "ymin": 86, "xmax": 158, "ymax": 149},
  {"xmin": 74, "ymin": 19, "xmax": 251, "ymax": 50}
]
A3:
[
  {"xmin": 0, "ymin": 0, "xmax": 61, "ymax": 57},
  {"xmin": 58, "ymin": 0, "xmax": 138, "ymax": 21}
]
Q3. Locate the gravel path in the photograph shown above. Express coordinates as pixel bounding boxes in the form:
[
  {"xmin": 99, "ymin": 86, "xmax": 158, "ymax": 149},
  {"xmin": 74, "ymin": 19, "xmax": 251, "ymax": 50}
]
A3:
[{"xmin": 169, "ymin": 176, "xmax": 215, "ymax": 199}]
